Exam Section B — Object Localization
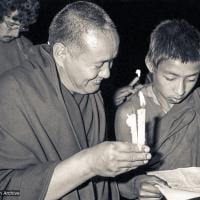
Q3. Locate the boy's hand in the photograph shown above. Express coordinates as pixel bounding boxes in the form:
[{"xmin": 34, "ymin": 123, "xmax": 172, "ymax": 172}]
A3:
[{"xmin": 134, "ymin": 175, "xmax": 168, "ymax": 199}]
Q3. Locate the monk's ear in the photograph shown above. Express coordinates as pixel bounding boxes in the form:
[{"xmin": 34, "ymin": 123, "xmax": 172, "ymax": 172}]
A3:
[
  {"xmin": 145, "ymin": 56, "xmax": 155, "ymax": 73},
  {"xmin": 53, "ymin": 43, "xmax": 66, "ymax": 68}
]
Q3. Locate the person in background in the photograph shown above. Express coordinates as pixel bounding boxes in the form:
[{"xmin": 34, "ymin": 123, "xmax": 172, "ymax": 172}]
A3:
[
  {"xmin": 114, "ymin": 76, "xmax": 143, "ymax": 106},
  {"xmin": 0, "ymin": 0, "xmax": 39, "ymax": 74},
  {"xmin": 113, "ymin": 70, "xmax": 153, "ymax": 106},
  {"xmin": 115, "ymin": 19, "xmax": 200, "ymax": 199},
  {"xmin": 0, "ymin": 1, "xmax": 151, "ymax": 199}
]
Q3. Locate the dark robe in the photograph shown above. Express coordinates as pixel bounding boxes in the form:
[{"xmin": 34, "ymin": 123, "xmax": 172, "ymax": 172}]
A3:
[
  {"xmin": 0, "ymin": 44, "xmax": 120, "ymax": 200},
  {"xmin": 0, "ymin": 35, "xmax": 32, "ymax": 75},
  {"xmin": 116, "ymin": 85, "xmax": 200, "ymax": 199},
  {"xmin": 149, "ymin": 88, "xmax": 200, "ymax": 170}
]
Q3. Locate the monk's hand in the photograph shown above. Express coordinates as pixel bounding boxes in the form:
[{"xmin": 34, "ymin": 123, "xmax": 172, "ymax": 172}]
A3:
[
  {"xmin": 114, "ymin": 77, "xmax": 144, "ymax": 106},
  {"xmin": 88, "ymin": 141, "xmax": 151, "ymax": 177},
  {"xmin": 134, "ymin": 175, "xmax": 167, "ymax": 200}
]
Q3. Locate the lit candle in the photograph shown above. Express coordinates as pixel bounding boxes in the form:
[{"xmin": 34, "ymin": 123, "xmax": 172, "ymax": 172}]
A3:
[{"xmin": 137, "ymin": 91, "xmax": 146, "ymax": 145}]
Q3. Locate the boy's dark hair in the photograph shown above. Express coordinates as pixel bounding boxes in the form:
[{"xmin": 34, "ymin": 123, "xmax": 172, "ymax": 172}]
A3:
[
  {"xmin": 146, "ymin": 19, "xmax": 200, "ymax": 67},
  {"xmin": 0, "ymin": 0, "xmax": 40, "ymax": 27}
]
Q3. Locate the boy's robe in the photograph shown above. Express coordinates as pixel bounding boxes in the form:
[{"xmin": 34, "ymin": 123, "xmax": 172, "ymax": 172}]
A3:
[
  {"xmin": 150, "ymin": 88, "xmax": 200, "ymax": 170},
  {"xmin": 117, "ymin": 86, "xmax": 200, "ymax": 199}
]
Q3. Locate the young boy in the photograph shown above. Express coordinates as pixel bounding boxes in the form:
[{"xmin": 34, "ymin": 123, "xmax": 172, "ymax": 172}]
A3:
[{"xmin": 115, "ymin": 19, "xmax": 200, "ymax": 199}]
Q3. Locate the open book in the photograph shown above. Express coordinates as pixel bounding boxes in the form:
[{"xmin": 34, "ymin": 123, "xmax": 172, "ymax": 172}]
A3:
[{"xmin": 148, "ymin": 167, "xmax": 200, "ymax": 200}]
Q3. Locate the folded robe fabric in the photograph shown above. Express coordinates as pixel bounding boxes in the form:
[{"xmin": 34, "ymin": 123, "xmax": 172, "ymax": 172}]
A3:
[
  {"xmin": 0, "ymin": 35, "xmax": 32, "ymax": 75},
  {"xmin": 0, "ymin": 44, "xmax": 119, "ymax": 200},
  {"xmin": 149, "ymin": 88, "xmax": 200, "ymax": 170}
]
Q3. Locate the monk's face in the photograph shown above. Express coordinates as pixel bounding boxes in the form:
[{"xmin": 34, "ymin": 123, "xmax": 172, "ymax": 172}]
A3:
[
  {"xmin": 152, "ymin": 59, "xmax": 200, "ymax": 107},
  {"xmin": 58, "ymin": 29, "xmax": 119, "ymax": 94}
]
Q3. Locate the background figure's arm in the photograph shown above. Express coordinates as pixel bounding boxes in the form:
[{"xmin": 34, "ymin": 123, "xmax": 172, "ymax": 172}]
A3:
[
  {"xmin": 114, "ymin": 70, "xmax": 153, "ymax": 107},
  {"xmin": 114, "ymin": 76, "xmax": 143, "ymax": 106}
]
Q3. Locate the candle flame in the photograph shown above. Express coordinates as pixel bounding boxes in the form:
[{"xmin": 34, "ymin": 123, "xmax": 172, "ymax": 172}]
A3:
[{"xmin": 136, "ymin": 69, "xmax": 141, "ymax": 78}]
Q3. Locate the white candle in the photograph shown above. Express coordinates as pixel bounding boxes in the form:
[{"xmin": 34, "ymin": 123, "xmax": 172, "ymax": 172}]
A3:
[
  {"xmin": 137, "ymin": 108, "xmax": 146, "ymax": 144},
  {"xmin": 126, "ymin": 113, "xmax": 137, "ymax": 144},
  {"xmin": 137, "ymin": 91, "xmax": 146, "ymax": 145}
]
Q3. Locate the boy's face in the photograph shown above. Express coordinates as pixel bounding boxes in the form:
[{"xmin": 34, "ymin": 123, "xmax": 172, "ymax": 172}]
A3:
[{"xmin": 152, "ymin": 59, "xmax": 200, "ymax": 107}]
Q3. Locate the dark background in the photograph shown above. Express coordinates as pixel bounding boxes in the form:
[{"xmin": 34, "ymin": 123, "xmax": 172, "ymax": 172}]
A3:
[{"xmin": 24, "ymin": 0, "xmax": 200, "ymax": 138}]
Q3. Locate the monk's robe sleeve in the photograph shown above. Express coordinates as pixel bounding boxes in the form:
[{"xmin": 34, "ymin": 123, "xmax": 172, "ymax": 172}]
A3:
[{"xmin": 0, "ymin": 74, "xmax": 58, "ymax": 200}]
